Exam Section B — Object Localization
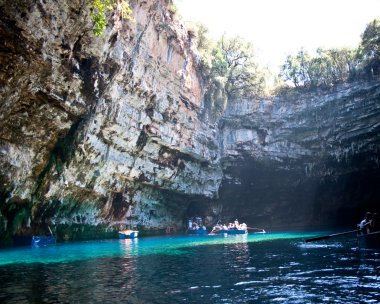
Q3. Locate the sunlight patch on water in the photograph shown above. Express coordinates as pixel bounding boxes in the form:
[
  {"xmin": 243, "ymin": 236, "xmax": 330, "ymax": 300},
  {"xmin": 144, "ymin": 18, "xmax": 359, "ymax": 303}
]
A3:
[{"xmin": 298, "ymin": 243, "xmax": 343, "ymax": 249}]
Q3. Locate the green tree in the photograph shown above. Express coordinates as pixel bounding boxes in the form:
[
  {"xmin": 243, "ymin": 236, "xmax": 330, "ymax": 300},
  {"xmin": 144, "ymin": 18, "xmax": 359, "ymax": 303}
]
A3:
[
  {"xmin": 358, "ymin": 18, "xmax": 380, "ymax": 77},
  {"xmin": 280, "ymin": 49, "xmax": 311, "ymax": 87},
  {"xmin": 280, "ymin": 47, "xmax": 358, "ymax": 89},
  {"xmin": 90, "ymin": 0, "xmax": 132, "ymax": 36},
  {"xmin": 211, "ymin": 36, "xmax": 265, "ymax": 100},
  {"xmin": 195, "ymin": 32, "xmax": 267, "ymax": 121}
]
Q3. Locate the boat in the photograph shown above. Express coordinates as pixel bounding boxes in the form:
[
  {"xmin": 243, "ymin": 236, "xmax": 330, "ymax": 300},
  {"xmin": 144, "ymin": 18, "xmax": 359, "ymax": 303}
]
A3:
[
  {"xmin": 214, "ymin": 228, "xmax": 248, "ymax": 235},
  {"xmin": 32, "ymin": 235, "xmax": 56, "ymax": 247},
  {"xmin": 210, "ymin": 220, "xmax": 251, "ymax": 235},
  {"xmin": 118, "ymin": 229, "xmax": 139, "ymax": 239},
  {"xmin": 187, "ymin": 216, "xmax": 208, "ymax": 235},
  {"xmin": 187, "ymin": 228, "xmax": 208, "ymax": 235},
  {"xmin": 12, "ymin": 235, "xmax": 56, "ymax": 247},
  {"xmin": 357, "ymin": 231, "xmax": 380, "ymax": 250},
  {"xmin": 13, "ymin": 226, "xmax": 56, "ymax": 247}
]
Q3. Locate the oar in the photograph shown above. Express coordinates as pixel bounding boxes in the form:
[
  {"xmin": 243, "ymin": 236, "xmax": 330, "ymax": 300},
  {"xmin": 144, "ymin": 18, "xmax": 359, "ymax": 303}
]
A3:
[
  {"xmin": 247, "ymin": 227, "xmax": 266, "ymax": 232},
  {"xmin": 304, "ymin": 229, "xmax": 358, "ymax": 242},
  {"xmin": 48, "ymin": 225, "xmax": 54, "ymax": 237}
]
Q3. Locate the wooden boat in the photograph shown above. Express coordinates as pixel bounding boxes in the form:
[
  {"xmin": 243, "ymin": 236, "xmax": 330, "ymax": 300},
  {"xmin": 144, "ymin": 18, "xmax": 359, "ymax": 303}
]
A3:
[
  {"xmin": 118, "ymin": 229, "xmax": 139, "ymax": 239},
  {"xmin": 210, "ymin": 221, "xmax": 252, "ymax": 235},
  {"xmin": 32, "ymin": 236, "xmax": 56, "ymax": 247},
  {"xmin": 187, "ymin": 228, "xmax": 208, "ymax": 235},
  {"xmin": 215, "ymin": 228, "xmax": 248, "ymax": 235},
  {"xmin": 357, "ymin": 231, "xmax": 380, "ymax": 250},
  {"xmin": 13, "ymin": 235, "xmax": 56, "ymax": 247}
]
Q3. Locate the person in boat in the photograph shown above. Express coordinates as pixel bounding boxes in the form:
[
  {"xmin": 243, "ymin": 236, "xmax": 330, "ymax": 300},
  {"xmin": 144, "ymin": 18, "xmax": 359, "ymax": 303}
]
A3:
[
  {"xmin": 358, "ymin": 212, "xmax": 372, "ymax": 235},
  {"xmin": 228, "ymin": 222, "xmax": 234, "ymax": 229},
  {"xmin": 234, "ymin": 220, "xmax": 239, "ymax": 230},
  {"xmin": 213, "ymin": 224, "xmax": 223, "ymax": 231},
  {"xmin": 188, "ymin": 219, "xmax": 193, "ymax": 230},
  {"xmin": 239, "ymin": 223, "xmax": 247, "ymax": 230}
]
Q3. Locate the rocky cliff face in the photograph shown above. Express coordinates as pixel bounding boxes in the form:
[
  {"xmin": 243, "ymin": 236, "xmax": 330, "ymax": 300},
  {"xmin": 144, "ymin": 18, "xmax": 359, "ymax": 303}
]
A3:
[
  {"xmin": 1, "ymin": 0, "xmax": 379, "ymax": 243},
  {"xmin": 219, "ymin": 81, "xmax": 380, "ymax": 228},
  {"xmin": 0, "ymin": 0, "xmax": 222, "ymax": 242}
]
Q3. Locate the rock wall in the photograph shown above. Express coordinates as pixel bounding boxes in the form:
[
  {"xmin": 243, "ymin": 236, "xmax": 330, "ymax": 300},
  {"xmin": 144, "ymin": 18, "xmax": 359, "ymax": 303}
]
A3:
[
  {"xmin": 219, "ymin": 81, "xmax": 380, "ymax": 228},
  {"xmin": 1, "ymin": 0, "xmax": 379, "ymax": 243},
  {"xmin": 0, "ymin": 0, "xmax": 222, "ymax": 242}
]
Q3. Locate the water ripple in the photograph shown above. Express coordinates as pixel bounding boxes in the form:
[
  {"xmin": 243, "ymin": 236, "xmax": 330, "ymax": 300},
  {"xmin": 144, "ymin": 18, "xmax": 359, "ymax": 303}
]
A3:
[{"xmin": 0, "ymin": 232, "xmax": 379, "ymax": 303}]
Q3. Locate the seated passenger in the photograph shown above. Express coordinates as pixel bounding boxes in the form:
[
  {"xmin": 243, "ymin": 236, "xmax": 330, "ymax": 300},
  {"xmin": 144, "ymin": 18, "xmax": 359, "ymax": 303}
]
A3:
[
  {"xmin": 359, "ymin": 212, "xmax": 372, "ymax": 234},
  {"xmin": 240, "ymin": 223, "xmax": 247, "ymax": 230}
]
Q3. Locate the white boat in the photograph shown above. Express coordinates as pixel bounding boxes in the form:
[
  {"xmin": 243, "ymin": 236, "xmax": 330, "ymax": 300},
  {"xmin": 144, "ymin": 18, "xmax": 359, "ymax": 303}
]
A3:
[{"xmin": 118, "ymin": 229, "xmax": 139, "ymax": 239}]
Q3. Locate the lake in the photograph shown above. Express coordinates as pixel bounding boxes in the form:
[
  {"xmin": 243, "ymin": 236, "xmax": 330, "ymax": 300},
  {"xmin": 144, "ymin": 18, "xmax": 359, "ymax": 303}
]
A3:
[{"xmin": 0, "ymin": 232, "xmax": 379, "ymax": 303}]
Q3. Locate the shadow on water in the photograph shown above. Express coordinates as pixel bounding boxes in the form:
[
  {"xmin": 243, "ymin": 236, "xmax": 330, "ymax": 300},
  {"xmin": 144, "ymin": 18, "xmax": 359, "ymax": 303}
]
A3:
[{"xmin": 0, "ymin": 232, "xmax": 379, "ymax": 303}]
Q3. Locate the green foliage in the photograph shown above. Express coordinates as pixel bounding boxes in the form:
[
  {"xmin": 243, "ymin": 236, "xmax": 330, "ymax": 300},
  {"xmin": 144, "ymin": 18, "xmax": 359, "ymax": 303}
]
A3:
[
  {"xmin": 212, "ymin": 36, "xmax": 266, "ymax": 100},
  {"xmin": 198, "ymin": 33, "xmax": 266, "ymax": 101},
  {"xmin": 190, "ymin": 24, "xmax": 268, "ymax": 120},
  {"xmin": 90, "ymin": 0, "xmax": 133, "ymax": 36},
  {"xmin": 358, "ymin": 18, "xmax": 380, "ymax": 77},
  {"xmin": 195, "ymin": 23, "xmax": 209, "ymax": 51},
  {"xmin": 279, "ymin": 18, "xmax": 380, "ymax": 90},
  {"xmin": 280, "ymin": 47, "xmax": 358, "ymax": 89},
  {"xmin": 167, "ymin": 1, "xmax": 177, "ymax": 15}
]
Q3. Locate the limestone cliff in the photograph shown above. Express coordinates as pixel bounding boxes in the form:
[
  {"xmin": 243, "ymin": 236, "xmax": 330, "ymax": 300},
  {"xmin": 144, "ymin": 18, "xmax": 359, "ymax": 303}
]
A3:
[
  {"xmin": 1, "ymin": 0, "xmax": 379, "ymax": 243},
  {"xmin": 219, "ymin": 81, "xmax": 380, "ymax": 228},
  {"xmin": 0, "ymin": 0, "xmax": 221, "ymax": 241}
]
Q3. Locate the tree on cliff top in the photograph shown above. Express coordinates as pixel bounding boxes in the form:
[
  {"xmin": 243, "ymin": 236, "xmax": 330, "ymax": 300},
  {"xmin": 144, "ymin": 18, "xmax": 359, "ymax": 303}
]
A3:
[
  {"xmin": 278, "ymin": 18, "xmax": 380, "ymax": 91},
  {"xmin": 90, "ymin": 0, "xmax": 133, "ymax": 36},
  {"xmin": 191, "ymin": 23, "xmax": 268, "ymax": 121},
  {"xmin": 358, "ymin": 18, "xmax": 380, "ymax": 77},
  {"xmin": 279, "ymin": 47, "xmax": 358, "ymax": 89},
  {"xmin": 200, "ymin": 34, "xmax": 266, "ymax": 100}
]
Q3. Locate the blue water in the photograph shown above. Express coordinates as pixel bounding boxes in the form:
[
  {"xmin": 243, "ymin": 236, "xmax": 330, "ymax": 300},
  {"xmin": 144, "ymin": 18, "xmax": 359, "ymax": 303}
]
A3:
[{"xmin": 0, "ymin": 232, "xmax": 379, "ymax": 303}]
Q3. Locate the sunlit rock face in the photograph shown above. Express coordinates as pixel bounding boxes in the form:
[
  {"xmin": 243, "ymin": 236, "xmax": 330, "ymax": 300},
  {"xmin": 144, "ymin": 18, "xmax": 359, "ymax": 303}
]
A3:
[
  {"xmin": 219, "ymin": 81, "xmax": 380, "ymax": 228},
  {"xmin": 1, "ymin": 0, "xmax": 379, "ymax": 243},
  {"xmin": 0, "ymin": 0, "xmax": 222, "ymax": 241}
]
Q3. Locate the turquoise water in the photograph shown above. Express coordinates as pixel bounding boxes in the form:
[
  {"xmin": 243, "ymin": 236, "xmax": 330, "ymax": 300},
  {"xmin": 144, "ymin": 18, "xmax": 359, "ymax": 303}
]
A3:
[
  {"xmin": 0, "ymin": 231, "xmax": 379, "ymax": 303},
  {"xmin": 0, "ymin": 232, "xmax": 311, "ymax": 266}
]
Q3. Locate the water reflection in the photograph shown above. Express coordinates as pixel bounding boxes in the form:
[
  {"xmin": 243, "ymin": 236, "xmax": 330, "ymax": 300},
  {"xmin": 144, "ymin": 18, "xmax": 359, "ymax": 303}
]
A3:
[
  {"xmin": 0, "ymin": 234, "xmax": 379, "ymax": 303},
  {"xmin": 119, "ymin": 238, "xmax": 139, "ymax": 256}
]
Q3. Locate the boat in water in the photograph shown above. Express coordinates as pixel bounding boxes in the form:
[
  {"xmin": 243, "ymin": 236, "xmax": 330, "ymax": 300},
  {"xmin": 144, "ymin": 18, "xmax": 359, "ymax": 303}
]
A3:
[
  {"xmin": 209, "ymin": 219, "xmax": 266, "ymax": 235},
  {"xmin": 118, "ymin": 229, "xmax": 139, "ymax": 239},
  {"xmin": 187, "ymin": 228, "xmax": 208, "ymax": 235},
  {"xmin": 305, "ymin": 211, "xmax": 380, "ymax": 250},
  {"xmin": 13, "ymin": 226, "xmax": 56, "ymax": 247},
  {"xmin": 187, "ymin": 216, "xmax": 208, "ymax": 235},
  {"xmin": 356, "ymin": 212, "xmax": 380, "ymax": 250},
  {"xmin": 210, "ymin": 220, "xmax": 248, "ymax": 235},
  {"xmin": 32, "ymin": 236, "xmax": 56, "ymax": 247},
  {"xmin": 213, "ymin": 228, "xmax": 248, "ymax": 235},
  {"xmin": 357, "ymin": 231, "xmax": 380, "ymax": 250},
  {"xmin": 12, "ymin": 235, "xmax": 56, "ymax": 247}
]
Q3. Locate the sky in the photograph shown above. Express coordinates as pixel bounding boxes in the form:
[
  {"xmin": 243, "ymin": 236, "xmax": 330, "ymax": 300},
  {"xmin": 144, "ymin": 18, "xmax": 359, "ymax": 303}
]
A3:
[{"xmin": 173, "ymin": 0, "xmax": 380, "ymax": 74}]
